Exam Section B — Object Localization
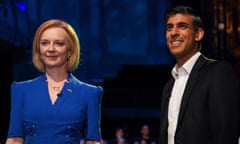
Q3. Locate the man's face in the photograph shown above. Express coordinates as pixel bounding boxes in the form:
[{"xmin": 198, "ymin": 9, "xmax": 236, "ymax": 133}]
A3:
[{"xmin": 166, "ymin": 13, "xmax": 202, "ymax": 63}]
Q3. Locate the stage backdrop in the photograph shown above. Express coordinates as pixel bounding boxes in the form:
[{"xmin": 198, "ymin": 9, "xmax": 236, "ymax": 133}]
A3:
[{"xmin": 0, "ymin": 0, "xmax": 172, "ymax": 83}]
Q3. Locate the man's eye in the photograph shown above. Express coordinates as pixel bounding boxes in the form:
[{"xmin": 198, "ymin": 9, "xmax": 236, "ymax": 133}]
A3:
[
  {"xmin": 166, "ymin": 26, "xmax": 173, "ymax": 31},
  {"xmin": 178, "ymin": 24, "xmax": 189, "ymax": 29}
]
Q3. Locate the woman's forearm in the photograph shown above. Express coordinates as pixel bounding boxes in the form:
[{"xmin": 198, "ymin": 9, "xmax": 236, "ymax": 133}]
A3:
[{"xmin": 5, "ymin": 137, "xmax": 24, "ymax": 144}]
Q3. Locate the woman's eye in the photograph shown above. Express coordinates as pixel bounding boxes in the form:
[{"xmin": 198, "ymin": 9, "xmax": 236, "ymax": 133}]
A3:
[
  {"xmin": 55, "ymin": 42, "xmax": 65, "ymax": 46},
  {"xmin": 40, "ymin": 41, "xmax": 49, "ymax": 46}
]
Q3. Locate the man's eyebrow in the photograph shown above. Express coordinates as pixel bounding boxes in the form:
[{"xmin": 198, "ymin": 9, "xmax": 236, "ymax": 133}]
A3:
[
  {"xmin": 166, "ymin": 22, "xmax": 190, "ymax": 25},
  {"xmin": 166, "ymin": 23, "xmax": 173, "ymax": 26},
  {"xmin": 177, "ymin": 22, "xmax": 191, "ymax": 25}
]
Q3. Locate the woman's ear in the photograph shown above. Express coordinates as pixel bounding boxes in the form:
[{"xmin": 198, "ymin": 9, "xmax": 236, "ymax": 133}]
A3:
[{"xmin": 67, "ymin": 51, "xmax": 71, "ymax": 60}]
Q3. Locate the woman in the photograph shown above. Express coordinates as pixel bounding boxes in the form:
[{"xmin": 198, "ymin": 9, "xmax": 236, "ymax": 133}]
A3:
[{"xmin": 6, "ymin": 19, "xmax": 104, "ymax": 144}]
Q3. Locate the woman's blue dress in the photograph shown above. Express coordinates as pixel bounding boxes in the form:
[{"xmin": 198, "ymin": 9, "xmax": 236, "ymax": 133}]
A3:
[{"xmin": 7, "ymin": 73, "xmax": 103, "ymax": 144}]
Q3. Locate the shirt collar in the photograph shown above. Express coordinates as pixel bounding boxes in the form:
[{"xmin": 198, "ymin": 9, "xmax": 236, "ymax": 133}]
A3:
[{"xmin": 171, "ymin": 52, "xmax": 201, "ymax": 79}]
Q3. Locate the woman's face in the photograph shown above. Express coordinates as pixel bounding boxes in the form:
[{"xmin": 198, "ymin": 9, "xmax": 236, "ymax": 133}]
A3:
[{"xmin": 39, "ymin": 27, "xmax": 70, "ymax": 70}]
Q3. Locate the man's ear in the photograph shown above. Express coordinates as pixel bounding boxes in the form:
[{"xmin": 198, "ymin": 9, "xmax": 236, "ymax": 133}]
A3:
[{"xmin": 195, "ymin": 28, "xmax": 204, "ymax": 42}]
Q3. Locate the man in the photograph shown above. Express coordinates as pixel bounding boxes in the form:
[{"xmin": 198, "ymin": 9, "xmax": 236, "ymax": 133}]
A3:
[{"xmin": 159, "ymin": 5, "xmax": 240, "ymax": 144}]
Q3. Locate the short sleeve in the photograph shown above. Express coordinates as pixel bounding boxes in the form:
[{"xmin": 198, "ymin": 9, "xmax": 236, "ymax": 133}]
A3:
[
  {"xmin": 7, "ymin": 81, "xmax": 24, "ymax": 138},
  {"xmin": 85, "ymin": 86, "xmax": 103, "ymax": 141}
]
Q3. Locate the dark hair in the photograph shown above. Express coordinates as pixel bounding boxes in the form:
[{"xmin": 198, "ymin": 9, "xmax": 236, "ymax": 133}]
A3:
[{"xmin": 164, "ymin": 5, "xmax": 204, "ymax": 31}]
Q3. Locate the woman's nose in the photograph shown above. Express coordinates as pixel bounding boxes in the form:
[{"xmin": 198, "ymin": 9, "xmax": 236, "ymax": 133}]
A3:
[{"xmin": 48, "ymin": 43, "xmax": 55, "ymax": 50}]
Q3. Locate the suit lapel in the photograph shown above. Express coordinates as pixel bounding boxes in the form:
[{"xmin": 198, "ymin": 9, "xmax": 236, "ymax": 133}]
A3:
[
  {"xmin": 160, "ymin": 78, "xmax": 174, "ymax": 137},
  {"xmin": 176, "ymin": 55, "xmax": 208, "ymax": 128}
]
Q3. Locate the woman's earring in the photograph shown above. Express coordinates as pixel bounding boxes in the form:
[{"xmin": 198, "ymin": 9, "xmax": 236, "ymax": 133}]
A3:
[{"xmin": 67, "ymin": 55, "xmax": 71, "ymax": 61}]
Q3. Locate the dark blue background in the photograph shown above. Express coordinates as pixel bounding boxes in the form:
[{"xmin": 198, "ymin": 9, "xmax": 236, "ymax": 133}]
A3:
[{"xmin": 0, "ymin": 0, "xmax": 173, "ymax": 83}]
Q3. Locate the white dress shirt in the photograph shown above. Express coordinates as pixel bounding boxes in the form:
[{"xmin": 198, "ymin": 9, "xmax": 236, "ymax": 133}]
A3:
[{"xmin": 168, "ymin": 52, "xmax": 201, "ymax": 144}]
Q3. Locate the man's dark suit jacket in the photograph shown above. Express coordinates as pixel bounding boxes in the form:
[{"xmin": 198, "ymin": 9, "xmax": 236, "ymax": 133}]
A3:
[{"xmin": 159, "ymin": 54, "xmax": 240, "ymax": 144}]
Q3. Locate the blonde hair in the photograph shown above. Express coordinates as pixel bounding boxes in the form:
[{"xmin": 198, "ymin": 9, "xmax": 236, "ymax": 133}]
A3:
[{"xmin": 32, "ymin": 19, "xmax": 80, "ymax": 72}]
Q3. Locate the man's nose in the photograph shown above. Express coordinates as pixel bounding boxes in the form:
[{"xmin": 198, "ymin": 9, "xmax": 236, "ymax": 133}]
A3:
[{"xmin": 170, "ymin": 27, "xmax": 180, "ymax": 36}]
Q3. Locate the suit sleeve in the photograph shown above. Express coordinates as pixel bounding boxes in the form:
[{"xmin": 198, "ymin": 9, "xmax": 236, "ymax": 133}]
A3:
[{"xmin": 209, "ymin": 61, "xmax": 240, "ymax": 143}]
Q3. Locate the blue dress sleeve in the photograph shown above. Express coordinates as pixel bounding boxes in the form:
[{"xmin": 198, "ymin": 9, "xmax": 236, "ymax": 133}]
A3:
[
  {"xmin": 7, "ymin": 82, "xmax": 24, "ymax": 138},
  {"xmin": 85, "ymin": 86, "xmax": 103, "ymax": 141}
]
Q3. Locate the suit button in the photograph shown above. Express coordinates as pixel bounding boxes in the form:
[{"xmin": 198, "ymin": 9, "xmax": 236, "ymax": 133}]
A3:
[{"xmin": 175, "ymin": 138, "xmax": 180, "ymax": 144}]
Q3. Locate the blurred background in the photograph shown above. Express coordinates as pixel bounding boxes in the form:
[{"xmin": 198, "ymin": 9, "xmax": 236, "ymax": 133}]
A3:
[{"xmin": 0, "ymin": 0, "xmax": 239, "ymax": 143}]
